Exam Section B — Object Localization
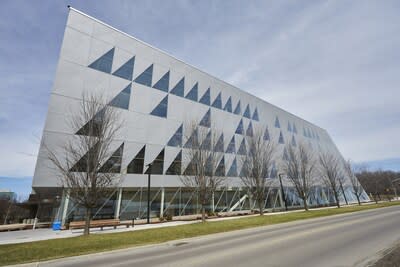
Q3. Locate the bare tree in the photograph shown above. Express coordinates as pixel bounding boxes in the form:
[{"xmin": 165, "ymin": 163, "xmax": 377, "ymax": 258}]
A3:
[
  {"xmin": 318, "ymin": 153, "xmax": 342, "ymax": 208},
  {"xmin": 344, "ymin": 160, "xmax": 363, "ymax": 205},
  {"xmin": 282, "ymin": 143, "xmax": 316, "ymax": 211},
  {"xmin": 240, "ymin": 129, "xmax": 276, "ymax": 215},
  {"xmin": 180, "ymin": 122, "xmax": 225, "ymax": 222},
  {"xmin": 46, "ymin": 93, "xmax": 123, "ymax": 235}
]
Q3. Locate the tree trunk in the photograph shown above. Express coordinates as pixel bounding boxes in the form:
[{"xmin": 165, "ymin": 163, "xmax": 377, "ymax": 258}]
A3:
[
  {"xmin": 259, "ymin": 199, "xmax": 264, "ymax": 216},
  {"xmin": 84, "ymin": 207, "xmax": 91, "ymax": 236},
  {"xmin": 201, "ymin": 205, "xmax": 206, "ymax": 223},
  {"xmin": 356, "ymin": 195, "xmax": 361, "ymax": 206},
  {"xmin": 303, "ymin": 198, "xmax": 309, "ymax": 211},
  {"xmin": 334, "ymin": 191, "xmax": 340, "ymax": 208}
]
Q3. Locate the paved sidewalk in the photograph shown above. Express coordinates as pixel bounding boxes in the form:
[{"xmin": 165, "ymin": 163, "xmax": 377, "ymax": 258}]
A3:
[{"xmin": 0, "ymin": 202, "xmax": 377, "ymax": 245}]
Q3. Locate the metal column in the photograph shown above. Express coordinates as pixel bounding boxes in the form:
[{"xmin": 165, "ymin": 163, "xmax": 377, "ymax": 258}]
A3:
[
  {"xmin": 114, "ymin": 188, "xmax": 123, "ymax": 219},
  {"xmin": 160, "ymin": 188, "xmax": 165, "ymax": 218}
]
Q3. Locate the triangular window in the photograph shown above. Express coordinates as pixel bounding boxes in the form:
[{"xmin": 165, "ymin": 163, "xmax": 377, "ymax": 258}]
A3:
[
  {"xmin": 112, "ymin": 56, "xmax": 135, "ymax": 80},
  {"xmin": 150, "ymin": 95, "xmax": 168, "ymax": 118},
  {"xmin": 252, "ymin": 108, "xmax": 259, "ymax": 121},
  {"xmin": 145, "ymin": 148, "xmax": 164, "ymax": 174},
  {"xmin": 243, "ymin": 104, "xmax": 251, "ymax": 118},
  {"xmin": 88, "ymin": 48, "xmax": 114, "ymax": 74},
  {"xmin": 238, "ymin": 139, "xmax": 247, "ymax": 155},
  {"xmin": 263, "ymin": 126, "xmax": 270, "ymax": 141},
  {"xmin": 291, "ymin": 135, "xmax": 297, "ymax": 147},
  {"xmin": 226, "ymin": 136, "xmax": 236, "ymax": 154},
  {"xmin": 215, "ymin": 156, "xmax": 225, "ymax": 176},
  {"xmin": 270, "ymin": 163, "xmax": 277, "ymax": 178},
  {"xmin": 287, "ymin": 122, "xmax": 292, "ymax": 132},
  {"xmin": 183, "ymin": 155, "xmax": 197, "ymax": 176},
  {"xmin": 234, "ymin": 101, "xmax": 241, "ymax": 115},
  {"xmin": 200, "ymin": 131, "xmax": 212, "ymax": 151},
  {"xmin": 70, "ymin": 142, "xmax": 100, "ymax": 172},
  {"xmin": 199, "ymin": 88, "xmax": 211, "ymax": 105},
  {"xmin": 293, "ymin": 123, "xmax": 297, "ymax": 134},
  {"xmin": 165, "ymin": 151, "xmax": 182, "ymax": 175},
  {"xmin": 235, "ymin": 119, "xmax": 244, "ymax": 134},
  {"xmin": 134, "ymin": 64, "xmax": 153, "ymax": 87},
  {"xmin": 167, "ymin": 124, "xmax": 183, "ymax": 147},
  {"xmin": 212, "ymin": 93, "xmax": 222, "ymax": 109},
  {"xmin": 246, "ymin": 121, "xmax": 254, "ymax": 137},
  {"xmin": 109, "ymin": 84, "xmax": 131, "ymax": 110},
  {"xmin": 227, "ymin": 158, "xmax": 238, "ymax": 177},
  {"xmin": 170, "ymin": 77, "xmax": 184, "ymax": 97},
  {"xmin": 275, "ymin": 116, "xmax": 281, "ymax": 128},
  {"xmin": 184, "ymin": 128, "xmax": 198, "ymax": 148},
  {"xmin": 278, "ymin": 131, "xmax": 285, "ymax": 144},
  {"xmin": 152, "ymin": 71, "xmax": 170, "ymax": 92},
  {"xmin": 199, "ymin": 109, "xmax": 211, "ymax": 128},
  {"xmin": 185, "ymin": 82, "xmax": 198, "ymax": 101},
  {"xmin": 223, "ymin": 97, "xmax": 232, "ymax": 112},
  {"xmin": 283, "ymin": 148, "xmax": 289, "ymax": 161},
  {"xmin": 76, "ymin": 109, "xmax": 105, "ymax": 136},
  {"xmin": 99, "ymin": 143, "xmax": 124, "ymax": 173},
  {"xmin": 127, "ymin": 146, "xmax": 145, "ymax": 174},
  {"xmin": 214, "ymin": 134, "xmax": 224, "ymax": 152}
]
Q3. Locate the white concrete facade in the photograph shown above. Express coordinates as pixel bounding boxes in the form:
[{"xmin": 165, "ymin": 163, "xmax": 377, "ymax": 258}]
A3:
[{"xmin": 32, "ymin": 8, "xmax": 368, "ymax": 220}]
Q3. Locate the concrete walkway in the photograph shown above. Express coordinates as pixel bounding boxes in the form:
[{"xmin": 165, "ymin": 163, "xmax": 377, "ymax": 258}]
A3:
[{"xmin": 0, "ymin": 202, "xmax": 379, "ymax": 245}]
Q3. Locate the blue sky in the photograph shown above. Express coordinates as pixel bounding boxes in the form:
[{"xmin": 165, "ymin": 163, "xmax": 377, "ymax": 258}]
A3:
[{"xmin": 1, "ymin": 1, "xmax": 399, "ymax": 197}]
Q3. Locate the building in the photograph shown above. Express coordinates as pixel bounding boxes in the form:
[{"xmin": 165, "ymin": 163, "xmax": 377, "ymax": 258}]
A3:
[
  {"xmin": 32, "ymin": 7, "xmax": 369, "ymax": 223},
  {"xmin": 0, "ymin": 189, "xmax": 16, "ymax": 201}
]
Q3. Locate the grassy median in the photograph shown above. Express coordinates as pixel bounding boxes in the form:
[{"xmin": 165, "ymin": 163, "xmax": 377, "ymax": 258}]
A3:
[{"xmin": 1, "ymin": 201, "xmax": 400, "ymax": 266}]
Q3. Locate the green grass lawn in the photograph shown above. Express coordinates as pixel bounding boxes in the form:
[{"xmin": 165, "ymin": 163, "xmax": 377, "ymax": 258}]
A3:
[{"xmin": 1, "ymin": 201, "xmax": 400, "ymax": 266}]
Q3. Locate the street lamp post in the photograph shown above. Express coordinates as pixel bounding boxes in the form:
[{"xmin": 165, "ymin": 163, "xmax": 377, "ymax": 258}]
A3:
[
  {"xmin": 278, "ymin": 173, "xmax": 288, "ymax": 211},
  {"xmin": 146, "ymin": 163, "xmax": 153, "ymax": 224}
]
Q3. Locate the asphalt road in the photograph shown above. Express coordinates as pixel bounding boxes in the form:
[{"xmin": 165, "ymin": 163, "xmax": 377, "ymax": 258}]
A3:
[{"xmin": 32, "ymin": 205, "xmax": 400, "ymax": 267}]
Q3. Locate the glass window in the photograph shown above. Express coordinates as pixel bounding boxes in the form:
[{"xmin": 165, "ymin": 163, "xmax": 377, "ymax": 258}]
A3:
[
  {"xmin": 184, "ymin": 128, "xmax": 198, "ymax": 148},
  {"xmin": 234, "ymin": 101, "xmax": 241, "ymax": 115},
  {"xmin": 167, "ymin": 124, "xmax": 183, "ymax": 147},
  {"xmin": 263, "ymin": 126, "xmax": 270, "ymax": 141},
  {"xmin": 226, "ymin": 136, "xmax": 236, "ymax": 153},
  {"xmin": 76, "ymin": 109, "xmax": 105, "ymax": 136},
  {"xmin": 243, "ymin": 104, "xmax": 251, "ymax": 118},
  {"xmin": 227, "ymin": 158, "xmax": 238, "ymax": 177},
  {"xmin": 252, "ymin": 108, "xmax": 259, "ymax": 121},
  {"xmin": 214, "ymin": 134, "xmax": 224, "ymax": 152},
  {"xmin": 238, "ymin": 139, "xmax": 247, "ymax": 155},
  {"xmin": 200, "ymin": 131, "xmax": 212, "ymax": 150},
  {"xmin": 235, "ymin": 119, "xmax": 244, "ymax": 134},
  {"xmin": 153, "ymin": 71, "xmax": 170, "ymax": 92},
  {"xmin": 150, "ymin": 95, "xmax": 168, "ymax": 118},
  {"xmin": 278, "ymin": 131, "xmax": 285, "ymax": 144},
  {"xmin": 134, "ymin": 64, "xmax": 153, "ymax": 87},
  {"xmin": 287, "ymin": 122, "xmax": 292, "ymax": 132},
  {"xmin": 199, "ymin": 109, "xmax": 211, "ymax": 128},
  {"xmin": 109, "ymin": 84, "xmax": 131, "ymax": 110},
  {"xmin": 283, "ymin": 148, "xmax": 289, "ymax": 161},
  {"xmin": 215, "ymin": 157, "xmax": 225, "ymax": 177},
  {"xmin": 212, "ymin": 93, "xmax": 222, "ymax": 109},
  {"xmin": 127, "ymin": 146, "xmax": 145, "ymax": 174},
  {"xmin": 293, "ymin": 123, "xmax": 297, "ymax": 134},
  {"xmin": 112, "ymin": 56, "xmax": 135, "ymax": 81},
  {"xmin": 275, "ymin": 116, "xmax": 281, "ymax": 128},
  {"xmin": 224, "ymin": 97, "xmax": 232, "ymax": 112},
  {"xmin": 166, "ymin": 151, "xmax": 182, "ymax": 175},
  {"xmin": 185, "ymin": 82, "xmax": 198, "ymax": 102},
  {"xmin": 291, "ymin": 135, "xmax": 297, "ymax": 146},
  {"xmin": 199, "ymin": 88, "xmax": 211, "ymax": 105},
  {"xmin": 170, "ymin": 77, "xmax": 185, "ymax": 97},
  {"xmin": 99, "ymin": 143, "xmax": 124, "ymax": 173},
  {"xmin": 246, "ymin": 121, "xmax": 254, "ymax": 137},
  {"xmin": 88, "ymin": 48, "xmax": 114, "ymax": 74},
  {"xmin": 145, "ymin": 148, "xmax": 164, "ymax": 174}
]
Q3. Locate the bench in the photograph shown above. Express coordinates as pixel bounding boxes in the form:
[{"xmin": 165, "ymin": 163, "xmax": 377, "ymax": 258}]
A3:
[{"xmin": 68, "ymin": 219, "xmax": 133, "ymax": 230}]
